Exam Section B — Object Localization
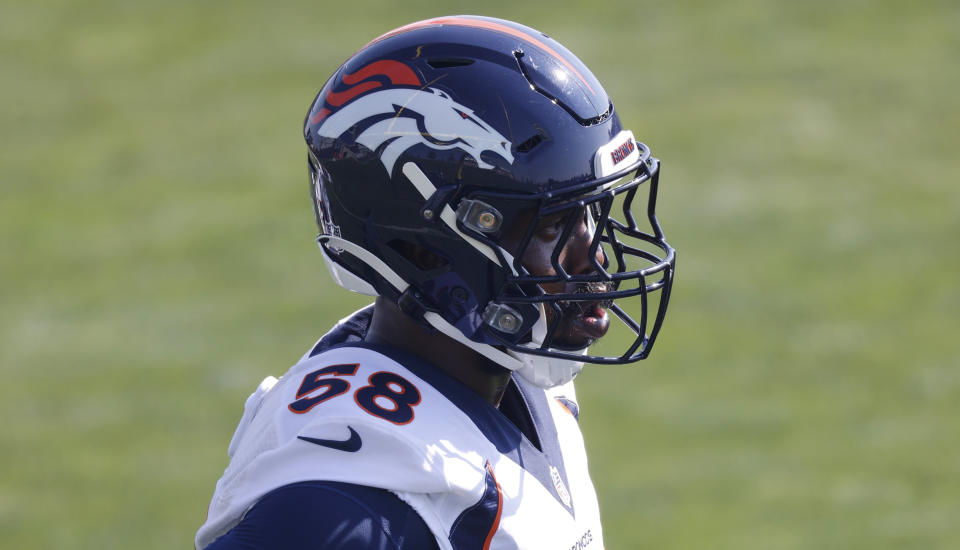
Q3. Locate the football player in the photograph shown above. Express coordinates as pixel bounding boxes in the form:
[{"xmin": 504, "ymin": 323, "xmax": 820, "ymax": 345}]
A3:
[{"xmin": 197, "ymin": 15, "xmax": 675, "ymax": 550}]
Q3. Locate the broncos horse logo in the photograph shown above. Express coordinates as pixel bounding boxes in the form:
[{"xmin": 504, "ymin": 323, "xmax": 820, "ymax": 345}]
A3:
[{"xmin": 313, "ymin": 61, "xmax": 513, "ymax": 175}]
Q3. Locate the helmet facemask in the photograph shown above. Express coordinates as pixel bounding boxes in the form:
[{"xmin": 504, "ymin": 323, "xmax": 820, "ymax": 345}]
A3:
[{"xmin": 472, "ymin": 144, "xmax": 675, "ymax": 367}]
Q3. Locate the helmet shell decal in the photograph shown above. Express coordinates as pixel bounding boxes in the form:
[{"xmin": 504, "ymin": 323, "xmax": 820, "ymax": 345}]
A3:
[
  {"xmin": 313, "ymin": 61, "xmax": 514, "ymax": 175},
  {"xmin": 309, "ymin": 59, "xmax": 422, "ymax": 125}
]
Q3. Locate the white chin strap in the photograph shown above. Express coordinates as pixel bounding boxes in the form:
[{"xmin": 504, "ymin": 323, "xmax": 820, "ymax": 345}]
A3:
[
  {"xmin": 428, "ymin": 312, "xmax": 585, "ymax": 389},
  {"xmin": 317, "ymin": 237, "xmax": 585, "ymax": 388},
  {"xmin": 508, "ymin": 304, "xmax": 586, "ymax": 388},
  {"xmin": 514, "ymin": 355, "xmax": 585, "ymax": 388}
]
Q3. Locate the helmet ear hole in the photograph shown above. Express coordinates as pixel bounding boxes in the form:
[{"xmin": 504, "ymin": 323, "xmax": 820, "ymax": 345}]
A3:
[{"xmin": 387, "ymin": 239, "xmax": 450, "ymax": 272}]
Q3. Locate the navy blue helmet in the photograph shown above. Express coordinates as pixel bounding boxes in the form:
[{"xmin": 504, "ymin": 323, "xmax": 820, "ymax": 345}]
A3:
[{"xmin": 304, "ymin": 16, "xmax": 675, "ymax": 387}]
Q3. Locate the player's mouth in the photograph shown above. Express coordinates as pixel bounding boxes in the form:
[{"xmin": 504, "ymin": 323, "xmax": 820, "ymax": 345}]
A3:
[
  {"xmin": 552, "ymin": 282, "xmax": 614, "ymax": 349},
  {"xmin": 570, "ymin": 301, "xmax": 610, "ymax": 340}
]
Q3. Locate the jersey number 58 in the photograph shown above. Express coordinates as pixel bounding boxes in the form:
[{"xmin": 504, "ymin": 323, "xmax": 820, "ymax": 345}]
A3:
[{"xmin": 288, "ymin": 364, "xmax": 422, "ymax": 425}]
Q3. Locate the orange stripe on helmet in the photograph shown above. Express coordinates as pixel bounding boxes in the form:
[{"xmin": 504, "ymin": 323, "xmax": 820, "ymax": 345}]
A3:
[
  {"xmin": 309, "ymin": 107, "xmax": 331, "ymax": 124},
  {"xmin": 342, "ymin": 59, "xmax": 421, "ymax": 87},
  {"xmin": 311, "ymin": 59, "xmax": 423, "ymax": 123},
  {"xmin": 324, "ymin": 80, "xmax": 382, "ymax": 107}
]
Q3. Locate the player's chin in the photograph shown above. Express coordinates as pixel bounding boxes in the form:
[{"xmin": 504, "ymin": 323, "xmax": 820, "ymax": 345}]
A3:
[{"xmin": 551, "ymin": 305, "xmax": 610, "ymax": 351}]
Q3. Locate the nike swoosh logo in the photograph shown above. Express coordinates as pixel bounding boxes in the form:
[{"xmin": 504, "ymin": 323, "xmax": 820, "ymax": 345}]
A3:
[{"xmin": 297, "ymin": 426, "xmax": 362, "ymax": 452}]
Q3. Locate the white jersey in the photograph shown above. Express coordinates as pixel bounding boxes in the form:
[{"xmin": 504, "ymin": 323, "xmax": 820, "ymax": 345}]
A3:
[{"xmin": 197, "ymin": 342, "xmax": 604, "ymax": 550}]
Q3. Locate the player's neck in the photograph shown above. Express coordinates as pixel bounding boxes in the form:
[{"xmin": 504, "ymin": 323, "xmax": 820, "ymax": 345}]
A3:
[{"xmin": 365, "ymin": 297, "xmax": 512, "ymax": 407}]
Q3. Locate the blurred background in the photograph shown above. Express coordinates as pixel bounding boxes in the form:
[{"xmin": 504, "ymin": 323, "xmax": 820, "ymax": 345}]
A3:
[{"xmin": 2, "ymin": 0, "xmax": 957, "ymax": 548}]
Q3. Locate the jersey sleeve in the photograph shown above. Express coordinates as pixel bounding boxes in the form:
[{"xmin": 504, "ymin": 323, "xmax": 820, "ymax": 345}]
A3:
[{"xmin": 202, "ymin": 481, "xmax": 440, "ymax": 550}]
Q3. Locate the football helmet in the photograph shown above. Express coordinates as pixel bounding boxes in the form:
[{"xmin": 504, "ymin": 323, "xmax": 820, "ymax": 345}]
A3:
[{"xmin": 304, "ymin": 16, "xmax": 675, "ymax": 387}]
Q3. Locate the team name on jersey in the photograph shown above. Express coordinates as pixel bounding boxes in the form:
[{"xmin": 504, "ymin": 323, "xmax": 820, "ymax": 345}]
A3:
[{"xmin": 568, "ymin": 529, "xmax": 594, "ymax": 550}]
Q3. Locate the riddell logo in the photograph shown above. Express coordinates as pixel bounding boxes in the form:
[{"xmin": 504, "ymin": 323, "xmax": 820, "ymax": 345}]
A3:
[{"xmin": 609, "ymin": 139, "xmax": 635, "ymax": 165}]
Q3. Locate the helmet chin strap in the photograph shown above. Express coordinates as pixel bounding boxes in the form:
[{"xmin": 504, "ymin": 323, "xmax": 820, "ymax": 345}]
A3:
[
  {"xmin": 318, "ymin": 211, "xmax": 586, "ymax": 389},
  {"xmin": 421, "ymin": 311, "xmax": 523, "ymax": 371},
  {"xmin": 423, "ymin": 310, "xmax": 585, "ymax": 389},
  {"xmin": 509, "ymin": 303, "xmax": 587, "ymax": 388},
  {"xmin": 514, "ymin": 354, "xmax": 585, "ymax": 389}
]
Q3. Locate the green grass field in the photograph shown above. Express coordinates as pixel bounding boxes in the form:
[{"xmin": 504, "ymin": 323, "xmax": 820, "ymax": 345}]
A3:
[{"xmin": 2, "ymin": 0, "xmax": 958, "ymax": 548}]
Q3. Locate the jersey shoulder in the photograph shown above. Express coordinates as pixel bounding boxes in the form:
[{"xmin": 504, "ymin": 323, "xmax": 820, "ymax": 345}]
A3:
[
  {"xmin": 198, "ymin": 344, "xmax": 487, "ymax": 549},
  {"xmin": 218, "ymin": 343, "xmax": 495, "ymax": 499}
]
